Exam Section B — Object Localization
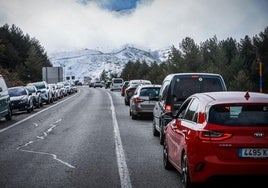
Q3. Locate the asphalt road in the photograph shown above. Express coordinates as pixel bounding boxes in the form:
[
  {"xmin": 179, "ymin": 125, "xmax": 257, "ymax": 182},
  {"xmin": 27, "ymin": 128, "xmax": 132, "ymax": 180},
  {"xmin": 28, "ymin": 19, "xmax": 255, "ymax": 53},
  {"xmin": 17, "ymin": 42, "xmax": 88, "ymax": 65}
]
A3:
[
  {"xmin": 0, "ymin": 86, "xmax": 264, "ymax": 188},
  {"xmin": 0, "ymin": 86, "xmax": 180, "ymax": 188}
]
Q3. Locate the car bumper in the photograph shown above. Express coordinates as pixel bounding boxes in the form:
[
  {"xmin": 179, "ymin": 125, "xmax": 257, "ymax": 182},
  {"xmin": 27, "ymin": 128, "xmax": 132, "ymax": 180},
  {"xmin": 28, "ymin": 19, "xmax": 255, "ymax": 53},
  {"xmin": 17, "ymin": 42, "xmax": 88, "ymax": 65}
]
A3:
[{"xmin": 189, "ymin": 155, "xmax": 268, "ymax": 183}]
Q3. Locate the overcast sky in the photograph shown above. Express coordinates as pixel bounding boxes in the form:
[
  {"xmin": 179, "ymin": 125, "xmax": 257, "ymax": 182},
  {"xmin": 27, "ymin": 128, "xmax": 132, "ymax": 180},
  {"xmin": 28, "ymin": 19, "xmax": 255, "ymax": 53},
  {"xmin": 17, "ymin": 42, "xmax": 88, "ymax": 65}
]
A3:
[{"xmin": 0, "ymin": 0, "xmax": 267, "ymax": 55}]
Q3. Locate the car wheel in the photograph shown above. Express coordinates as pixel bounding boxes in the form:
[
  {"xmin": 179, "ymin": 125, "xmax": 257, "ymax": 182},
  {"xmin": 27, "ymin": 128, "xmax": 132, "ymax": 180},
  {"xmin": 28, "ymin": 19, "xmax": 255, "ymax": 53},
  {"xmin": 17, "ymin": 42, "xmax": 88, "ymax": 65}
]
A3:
[
  {"xmin": 30, "ymin": 100, "xmax": 34, "ymax": 111},
  {"xmin": 163, "ymin": 139, "xmax": 173, "ymax": 170},
  {"xmin": 131, "ymin": 113, "xmax": 137, "ymax": 120},
  {"xmin": 46, "ymin": 97, "xmax": 50, "ymax": 104},
  {"xmin": 5, "ymin": 106, "xmax": 12, "ymax": 121},
  {"xmin": 36, "ymin": 98, "xmax": 41, "ymax": 108},
  {"xmin": 39, "ymin": 97, "xmax": 42, "ymax": 107},
  {"xmin": 50, "ymin": 96, "xmax": 54, "ymax": 103},
  {"xmin": 153, "ymin": 118, "xmax": 160, "ymax": 136},
  {"xmin": 159, "ymin": 120, "xmax": 164, "ymax": 145},
  {"xmin": 181, "ymin": 153, "xmax": 191, "ymax": 188}
]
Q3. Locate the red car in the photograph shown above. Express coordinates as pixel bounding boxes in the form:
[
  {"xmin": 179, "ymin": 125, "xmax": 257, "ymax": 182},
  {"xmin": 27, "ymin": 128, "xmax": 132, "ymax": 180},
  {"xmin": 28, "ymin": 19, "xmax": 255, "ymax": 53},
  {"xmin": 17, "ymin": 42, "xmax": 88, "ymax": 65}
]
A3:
[
  {"xmin": 163, "ymin": 91, "xmax": 268, "ymax": 187},
  {"xmin": 121, "ymin": 81, "xmax": 129, "ymax": 96}
]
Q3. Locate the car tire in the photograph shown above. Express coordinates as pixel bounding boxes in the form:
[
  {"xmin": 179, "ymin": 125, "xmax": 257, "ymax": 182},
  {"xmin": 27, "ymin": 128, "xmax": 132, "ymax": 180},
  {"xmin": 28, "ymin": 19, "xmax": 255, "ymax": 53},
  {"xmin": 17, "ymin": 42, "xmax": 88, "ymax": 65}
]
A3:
[
  {"xmin": 163, "ymin": 139, "xmax": 173, "ymax": 170},
  {"xmin": 5, "ymin": 106, "xmax": 12, "ymax": 121},
  {"xmin": 36, "ymin": 98, "xmax": 41, "ymax": 108},
  {"xmin": 131, "ymin": 113, "xmax": 137, "ymax": 120},
  {"xmin": 181, "ymin": 153, "xmax": 192, "ymax": 188},
  {"xmin": 153, "ymin": 118, "xmax": 160, "ymax": 136},
  {"xmin": 159, "ymin": 120, "xmax": 164, "ymax": 145}
]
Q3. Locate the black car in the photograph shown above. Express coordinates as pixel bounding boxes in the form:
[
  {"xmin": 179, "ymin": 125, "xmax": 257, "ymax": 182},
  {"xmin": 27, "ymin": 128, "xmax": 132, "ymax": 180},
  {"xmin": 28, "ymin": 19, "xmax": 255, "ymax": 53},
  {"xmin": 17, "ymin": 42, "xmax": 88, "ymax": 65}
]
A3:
[
  {"xmin": 8, "ymin": 86, "xmax": 34, "ymax": 113},
  {"xmin": 152, "ymin": 73, "xmax": 227, "ymax": 145}
]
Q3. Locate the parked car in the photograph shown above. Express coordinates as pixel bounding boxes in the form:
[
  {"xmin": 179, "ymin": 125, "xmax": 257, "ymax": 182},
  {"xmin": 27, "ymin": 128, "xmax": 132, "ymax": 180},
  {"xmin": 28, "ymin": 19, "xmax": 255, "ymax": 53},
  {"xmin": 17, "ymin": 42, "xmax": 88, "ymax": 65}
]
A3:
[
  {"xmin": 0, "ymin": 75, "xmax": 12, "ymax": 121},
  {"xmin": 163, "ymin": 91, "xmax": 268, "ymax": 188},
  {"xmin": 49, "ymin": 83, "xmax": 58, "ymax": 101},
  {"xmin": 57, "ymin": 82, "xmax": 67, "ymax": 97},
  {"xmin": 29, "ymin": 81, "xmax": 53, "ymax": 104},
  {"xmin": 93, "ymin": 81, "xmax": 103, "ymax": 88},
  {"xmin": 8, "ymin": 86, "xmax": 34, "ymax": 113},
  {"xmin": 64, "ymin": 82, "xmax": 72, "ymax": 95},
  {"xmin": 121, "ymin": 81, "xmax": 129, "ymax": 96},
  {"xmin": 129, "ymin": 84, "xmax": 161, "ymax": 119},
  {"xmin": 25, "ymin": 84, "xmax": 42, "ymax": 108},
  {"xmin": 110, "ymin": 78, "xmax": 124, "ymax": 91},
  {"xmin": 153, "ymin": 73, "xmax": 227, "ymax": 144},
  {"xmin": 124, "ymin": 79, "xmax": 152, "ymax": 105}
]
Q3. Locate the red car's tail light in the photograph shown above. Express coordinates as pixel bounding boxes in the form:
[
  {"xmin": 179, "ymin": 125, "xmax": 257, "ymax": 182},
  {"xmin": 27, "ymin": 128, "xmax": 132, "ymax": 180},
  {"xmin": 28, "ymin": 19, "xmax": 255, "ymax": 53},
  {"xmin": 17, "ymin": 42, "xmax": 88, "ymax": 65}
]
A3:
[
  {"xmin": 165, "ymin": 104, "xmax": 172, "ymax": 112},
  {"xmin": 198, "ymin": 131, "xmax": 232, "ymax": 141},
  {"xmin": 134, "ymin": 97, "xmax": 144, "ymax": 103}
]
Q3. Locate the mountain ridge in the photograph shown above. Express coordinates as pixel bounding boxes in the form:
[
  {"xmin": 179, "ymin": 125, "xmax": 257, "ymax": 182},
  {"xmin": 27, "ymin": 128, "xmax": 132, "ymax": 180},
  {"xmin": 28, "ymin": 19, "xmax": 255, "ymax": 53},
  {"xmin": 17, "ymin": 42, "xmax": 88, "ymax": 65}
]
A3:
[{"xmin": 49, "ymin": 46, "xmax": 169, "ymax": 83}]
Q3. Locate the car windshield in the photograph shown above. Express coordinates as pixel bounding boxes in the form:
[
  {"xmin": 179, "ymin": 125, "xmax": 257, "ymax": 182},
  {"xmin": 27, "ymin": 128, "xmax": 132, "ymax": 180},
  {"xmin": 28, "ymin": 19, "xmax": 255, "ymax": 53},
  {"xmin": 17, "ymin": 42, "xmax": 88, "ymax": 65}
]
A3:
[
  {"xmin": 34, "ymin": 83, "xmax": 46, "ymax": 89},
  {"xmin": 208, "ymin": 104, "xmax": 268, "ymax": 126},
  {"xmin": 9, "ymin": 88, "xmax": 27, "ymax": 96},
  {"xmin": 26, "ymin": 86, "xmax": 35, "ymax": 93}
]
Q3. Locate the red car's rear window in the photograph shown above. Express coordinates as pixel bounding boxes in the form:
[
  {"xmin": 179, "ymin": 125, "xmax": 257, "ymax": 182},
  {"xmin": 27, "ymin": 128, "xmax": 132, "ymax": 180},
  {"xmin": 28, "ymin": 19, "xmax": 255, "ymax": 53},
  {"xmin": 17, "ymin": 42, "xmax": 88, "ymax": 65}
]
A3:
[{"xmin": 209, "ymin": 104, "xmax": 268, "ymax": 126}]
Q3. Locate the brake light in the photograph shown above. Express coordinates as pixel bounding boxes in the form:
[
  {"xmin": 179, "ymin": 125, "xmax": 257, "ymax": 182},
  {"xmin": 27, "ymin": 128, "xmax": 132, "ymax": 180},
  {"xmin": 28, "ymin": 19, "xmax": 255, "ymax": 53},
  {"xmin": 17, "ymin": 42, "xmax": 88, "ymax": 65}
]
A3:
[
  {"xmin": 191, "ymin": 75, "xmax": 199, "ymax": 78},
  {"xmin": 198, "ymin": 131, "xmax": 232, "ymax": 141},
  {"xmin": 165, "ymin": 104, "xmax": 172, "ymax": 112},
  {"xmin": 134, "ymin": 97, "xmax": 144, "ymax": 103}
]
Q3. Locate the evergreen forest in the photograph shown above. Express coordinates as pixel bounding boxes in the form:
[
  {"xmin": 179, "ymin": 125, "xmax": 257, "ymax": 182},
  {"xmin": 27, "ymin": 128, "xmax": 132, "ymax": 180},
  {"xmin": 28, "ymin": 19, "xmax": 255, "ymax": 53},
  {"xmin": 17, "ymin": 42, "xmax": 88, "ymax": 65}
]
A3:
[
  {"xmin": 120, "ymin": 27, "xmax": 268, "ymax": 93},
  {"xmin": 0, "ymin": 24, "xmax": 51, "ymax": 87}
]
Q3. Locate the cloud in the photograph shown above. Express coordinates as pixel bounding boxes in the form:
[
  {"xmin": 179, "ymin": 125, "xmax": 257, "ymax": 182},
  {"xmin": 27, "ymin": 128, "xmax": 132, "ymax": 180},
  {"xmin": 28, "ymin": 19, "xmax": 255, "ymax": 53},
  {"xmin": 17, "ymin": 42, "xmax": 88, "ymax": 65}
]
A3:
[{"xmin": 0, "ymin": 0, "xmax": 267, "ymax": 54}]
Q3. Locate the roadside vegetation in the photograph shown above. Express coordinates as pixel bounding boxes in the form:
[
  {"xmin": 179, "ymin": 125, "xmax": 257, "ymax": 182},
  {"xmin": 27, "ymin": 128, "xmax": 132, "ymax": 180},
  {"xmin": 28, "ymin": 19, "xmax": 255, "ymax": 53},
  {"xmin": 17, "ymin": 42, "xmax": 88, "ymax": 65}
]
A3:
[{"xmin": 0, "ymin": 24, "xmax": 51, "ymax": 87}]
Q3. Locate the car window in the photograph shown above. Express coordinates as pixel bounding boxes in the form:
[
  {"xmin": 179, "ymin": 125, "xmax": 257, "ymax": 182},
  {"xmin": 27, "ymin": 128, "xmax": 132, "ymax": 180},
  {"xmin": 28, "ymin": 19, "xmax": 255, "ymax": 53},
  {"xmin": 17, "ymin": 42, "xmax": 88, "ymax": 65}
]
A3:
[
  {"xmin": 173, "ymin": 77, "xmax": 224, "ymax": 100},
  {"xmin": 140, "ymin": 88, "xmax": 160, "ymax": 96},
  {"xmin": 177, "ymin": 98, "xmax": 192, "ymax": 118},
  {"xmin": 209, "ymin": 104, "xmax": 268, "ymax": 126},
  {"xmin": 9, "ymin": 88, "xmax": 27, "ymax": 96},
  {"xmin": 184, "ymin": 98, "xmax": 199, "ymax": 122},
  {"xmin": 0, "ymin": 77, "xmax": 8, "ymax": 92},
  {"xmin": 160, "ymin": 82, "xmax": 169, "ymax": 101}
]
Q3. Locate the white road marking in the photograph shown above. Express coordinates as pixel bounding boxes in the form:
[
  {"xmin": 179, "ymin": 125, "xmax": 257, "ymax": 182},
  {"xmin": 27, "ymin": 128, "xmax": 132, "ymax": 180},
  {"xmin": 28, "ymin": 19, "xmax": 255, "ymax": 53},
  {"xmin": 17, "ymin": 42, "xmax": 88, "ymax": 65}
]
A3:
[
  {"xmin": 107, "ymin": 92, "xmax": 132, "ymax": 188},
  {"xmin": 16, "ymin": 119, "xmax": 75, "ymax": 169}
]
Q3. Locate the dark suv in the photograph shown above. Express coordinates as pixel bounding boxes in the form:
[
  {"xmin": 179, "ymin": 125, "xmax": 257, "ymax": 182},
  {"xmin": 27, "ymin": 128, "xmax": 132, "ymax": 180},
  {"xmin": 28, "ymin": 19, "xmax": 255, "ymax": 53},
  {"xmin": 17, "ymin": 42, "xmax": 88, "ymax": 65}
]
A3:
[{"xmin": 152, "ymin": 73, "xmax": 227, "ymax": 144}]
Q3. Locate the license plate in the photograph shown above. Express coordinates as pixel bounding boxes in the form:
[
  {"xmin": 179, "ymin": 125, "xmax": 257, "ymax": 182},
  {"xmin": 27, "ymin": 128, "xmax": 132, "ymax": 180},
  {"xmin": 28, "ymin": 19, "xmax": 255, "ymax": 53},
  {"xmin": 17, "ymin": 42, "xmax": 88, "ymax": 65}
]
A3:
[{"xmin": 239, "ymin": 148, "xmax": 268, "ymax": 158}]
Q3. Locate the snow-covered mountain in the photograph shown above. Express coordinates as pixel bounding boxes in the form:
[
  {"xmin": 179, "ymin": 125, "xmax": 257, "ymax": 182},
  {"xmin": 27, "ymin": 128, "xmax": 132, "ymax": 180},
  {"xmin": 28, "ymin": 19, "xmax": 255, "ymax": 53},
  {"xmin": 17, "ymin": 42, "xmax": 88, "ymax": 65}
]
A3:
[{"xmin": 49, "ymin": 46, "xmax": 169, "ymax": 83}]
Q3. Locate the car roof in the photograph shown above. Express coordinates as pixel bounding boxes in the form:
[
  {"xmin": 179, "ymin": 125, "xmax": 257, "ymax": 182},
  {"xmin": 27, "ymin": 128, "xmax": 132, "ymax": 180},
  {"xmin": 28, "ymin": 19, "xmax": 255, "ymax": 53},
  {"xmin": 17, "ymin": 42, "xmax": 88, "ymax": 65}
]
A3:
[
  {"xmin": 129, "ymin": 79, "xmax": 151, "ymax": 84},
  {"xmin": 192, "ymin": 91, "xmax": 268, "ymax": 104},
  {"xmin": 137, "ymin": 84, "xmax": 161, "ymax": 88},
  {"xmin": 164, "ymin": 72, "xmax": 223, "ymax": 81}
]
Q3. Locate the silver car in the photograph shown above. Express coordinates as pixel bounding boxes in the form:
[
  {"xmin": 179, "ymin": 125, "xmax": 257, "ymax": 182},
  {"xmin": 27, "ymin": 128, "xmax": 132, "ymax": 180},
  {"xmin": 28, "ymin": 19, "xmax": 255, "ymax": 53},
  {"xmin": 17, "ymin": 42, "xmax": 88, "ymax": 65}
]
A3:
[{"xmin": 129, "ymin": 84, "xmax": 161, "ymax": 120}]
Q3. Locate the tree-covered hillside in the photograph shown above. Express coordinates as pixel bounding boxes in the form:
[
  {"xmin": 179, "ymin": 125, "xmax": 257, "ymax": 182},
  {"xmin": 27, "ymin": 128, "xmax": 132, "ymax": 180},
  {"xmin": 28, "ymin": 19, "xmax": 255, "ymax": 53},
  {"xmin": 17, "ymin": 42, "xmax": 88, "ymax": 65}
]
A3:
[
  {"xmin": 121, "ymin": 27, "xmax": 268, "ymax": 93},
  {"xmin": 0, "ymin": 24, "xmax": 51, "ymax": 87}
]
